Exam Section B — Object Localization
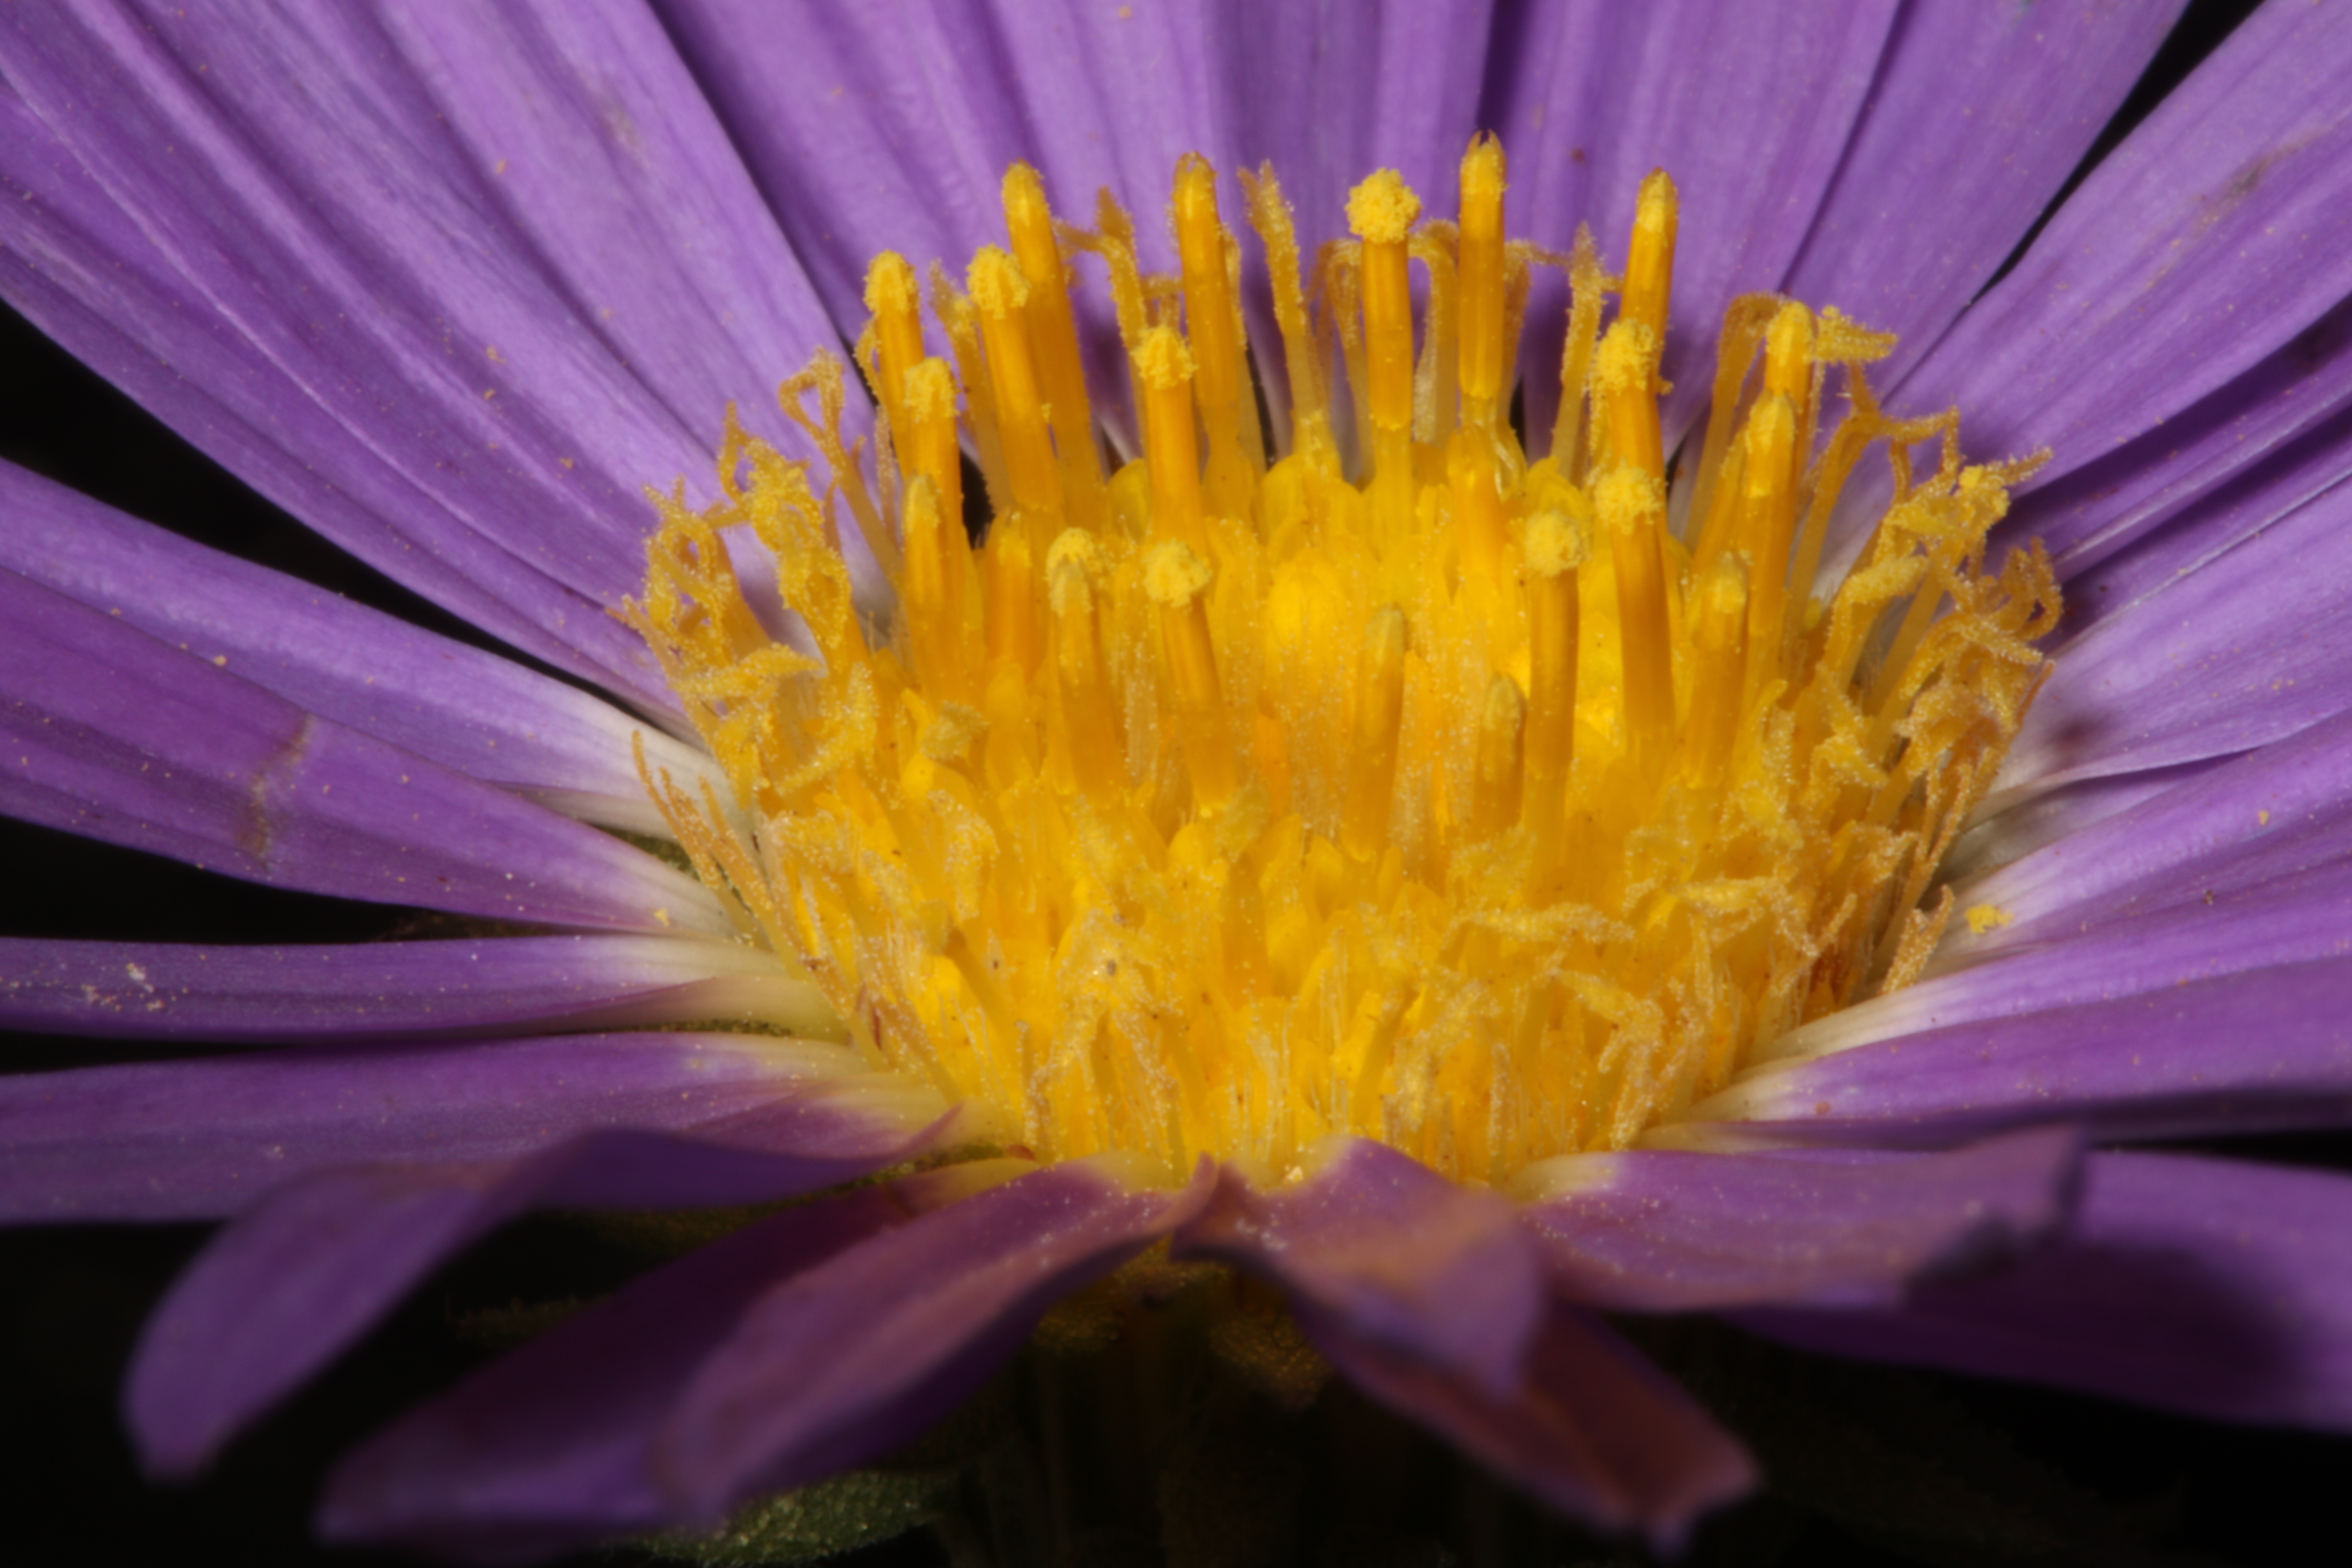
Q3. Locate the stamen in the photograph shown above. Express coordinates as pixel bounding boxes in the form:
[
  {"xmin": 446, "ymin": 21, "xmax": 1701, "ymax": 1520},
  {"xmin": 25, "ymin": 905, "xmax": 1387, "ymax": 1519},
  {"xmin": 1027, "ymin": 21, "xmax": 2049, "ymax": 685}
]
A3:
[
  {"xmin": 1622, "ymin": 170, "xmax": 1678, "ymax": 344},
  {"xmin": 1522, "ymin": 504, "xmax": 1587, "ymax": 886},
  {"xmin": 1348, "ymin": 170, "xmax": 1422, "ymax": 541},
  {"xmin": 634, "ymin": 141, "xmax": 2059, "ymax": 1181},
  {"xmin": 966, "ymin": 247, "xmax": 1063, "ymax": 524},
  {"xmin": 901, "ymin": 475, "xmax": 971, "ymax": 701},
  {"xmin": 1173, "ymin": 155, "xmax": 1259, "ymax": 516},
  {"xmin": 863, "ymin": 251, "xmax": 926, "ymax": 436},
  {"xmin": 1146, "ymin": 540, "xmax": 1236, "ymax": 808},
  {"xmin": 1456, "ymin": 135, "xmax": 1508, "ymax": 432},
  {"xmin": 1339, "ymin": 605, "xmax": 1410, "ymax": 861},
  {"xmin": 1133, "ymin": 327, "xmax": 1212, "ymax": 556},
  {"xmin": 1002, "ymin": 164, "xmax": 1107, "ymax": 529},
  {"xmin": 1594, "ymin": 464, "xmax": 1675, "ymax": 769},
  {"xmin": 1047, "ymin": 530, "xmax": 1124, "ymax": 798},
  {"xmin": 1469, "ymin": 674, "xmax": 1526, "ymax": 843}
]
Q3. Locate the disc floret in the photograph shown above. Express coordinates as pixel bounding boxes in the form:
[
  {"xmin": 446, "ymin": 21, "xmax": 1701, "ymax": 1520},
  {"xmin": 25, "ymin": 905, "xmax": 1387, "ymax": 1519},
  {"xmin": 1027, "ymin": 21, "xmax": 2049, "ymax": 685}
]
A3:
[{"xmin": 632, "ymin": 137, "xmax": 2059, "ymax": 1186}]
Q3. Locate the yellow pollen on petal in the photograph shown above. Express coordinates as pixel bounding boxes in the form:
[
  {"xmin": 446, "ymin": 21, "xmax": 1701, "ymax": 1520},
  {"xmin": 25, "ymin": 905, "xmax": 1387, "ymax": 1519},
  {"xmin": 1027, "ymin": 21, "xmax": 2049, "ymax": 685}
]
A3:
[{"xmin": 630, "ymin": 141, "xmax": 2061, "ymax": 1185}]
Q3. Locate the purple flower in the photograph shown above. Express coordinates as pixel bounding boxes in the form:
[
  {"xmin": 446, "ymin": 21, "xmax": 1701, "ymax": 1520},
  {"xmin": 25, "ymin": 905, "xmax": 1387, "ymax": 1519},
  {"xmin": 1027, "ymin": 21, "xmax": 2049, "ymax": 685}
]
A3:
[{"xmin": 7, "ymin": 1, "xmax": 2352, "ymax": 1560}]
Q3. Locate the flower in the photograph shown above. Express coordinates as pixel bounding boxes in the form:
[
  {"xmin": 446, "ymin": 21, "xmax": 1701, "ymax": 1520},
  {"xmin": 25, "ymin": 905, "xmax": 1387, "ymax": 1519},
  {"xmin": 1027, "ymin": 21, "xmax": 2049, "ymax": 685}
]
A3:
[{"xmin": 6, "ymin": 1, "xmax": 2352, "ymax": 1562}]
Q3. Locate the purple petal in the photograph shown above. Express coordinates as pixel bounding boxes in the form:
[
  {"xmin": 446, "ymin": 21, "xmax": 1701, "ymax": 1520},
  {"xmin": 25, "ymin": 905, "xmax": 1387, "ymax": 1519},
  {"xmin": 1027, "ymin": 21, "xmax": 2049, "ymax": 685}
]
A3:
[
  {"xmin": 657, "ymin": 0, "xmax": 1043, "ymax": 346},
  {"xmin": 1890, "ymin": 1, "xmax": 2352, "ymax": 494},
  {"xmin": 1781, "ymin": 1, "xmax": 2185, "ymax": 391},
  {"xmin": 1770, "ymin": 859, "xmax": 2352, "ymax": 1064},
  {"xmin": 0, "ymin": 3, "xmax": 838, "ymax": 701},
  {"xmin": 2012, "ymin": 296, "xmax": 2352, "ymax": 591},
  {"xmin": 1738, "ymin": 1151, "xmax": 2352, "ymax": 1428},
  {"xmin": 1219, "ymin": 0, "xmax": 1493, "ymax": 263},
  {"xmin": 129, "ymin": 1088, "xmax": 939, "ymax": 1478},
  {"xmin": 1967, "ymin": 705, "xmax": 2352, "ymax": 944},
  {"xmin": 0, "ymin": 78, "xmax": 662, "ymax": 703},
  {"xmin": 322, "ymin": 1186, "xmax": 914, "ymax": 1559},
  {"xmin": 377, "ymin": 1, "xmax": 861, "ymax": 466},
  {"xmin": 2002, "ymin": 475, "xmax": 2352, "ymax": 796},
  {"xmin": 0, "ymin": 1031, "xmax": 892, "ymax": 1220},
  {"xmin": 654, "ymin": 1156, "xmax": 1213, "ymax": 1524},
  {"xmin": 0, "ymin": 566, "xmax": 723, "ymax": 933},
  {"xmin": 1517, "ymin": 1127, "xmax": 2081, "ymax": 1312},
  {"xmin": 1308, "ymin": 1299, "xmax": 1756, "ymax": 1554},
  {"xmin": 1488, "ymin": 0, "xmax": 1896, "ymax": 451},
  {"xmin": 1674, "ymin": 957, "xmax": 2352, "ymax": 1150},
  {"xmin": 0, "ymin": 934, "xmax": 836, "ymax": 1046},
  {"xmin": 1948, "ymin": 760, "xmax": 2226, "ymax": 886},
  {"xmin": 0, "ymin": 459, "xmax": 725, "ymax": 835},
  {"xmin": 1171, "ymin": 1139, "xmax": 1542, "ymax": 1399}
]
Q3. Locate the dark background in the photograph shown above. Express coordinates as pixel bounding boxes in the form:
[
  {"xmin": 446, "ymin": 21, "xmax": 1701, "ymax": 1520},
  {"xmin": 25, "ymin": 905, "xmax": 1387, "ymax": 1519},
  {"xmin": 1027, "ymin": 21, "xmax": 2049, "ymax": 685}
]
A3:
[{"xmin": 7, "ymin": 2, "xmax": 2348, "ymax": 1563}]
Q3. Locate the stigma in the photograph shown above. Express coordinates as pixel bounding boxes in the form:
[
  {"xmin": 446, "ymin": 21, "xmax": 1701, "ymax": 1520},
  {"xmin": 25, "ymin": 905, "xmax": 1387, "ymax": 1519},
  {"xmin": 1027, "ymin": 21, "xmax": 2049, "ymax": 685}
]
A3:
[{"xmin": 630, "ymin": 137, "xmax": 2059, "ymax": 1186}]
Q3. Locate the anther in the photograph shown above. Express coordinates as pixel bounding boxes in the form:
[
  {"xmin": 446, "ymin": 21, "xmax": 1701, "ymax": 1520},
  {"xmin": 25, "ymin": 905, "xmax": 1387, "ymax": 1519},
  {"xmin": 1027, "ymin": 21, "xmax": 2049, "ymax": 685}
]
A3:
[
  {"xmin": 1456, "ymin": 135, "xmax": 1508, "ymax": 431},
  {"xmin": 1133, "ymin": 326, "xmax": 1212, "ymax": 557},
  {"xmin": 901, "ymin": 357, "xmax": 965, "ymax": 530},
  {"xmin": 1340, "ymin": 606, "xmax": 1411, "ymax": 861},
  {"xmin": 863, "ymin": 252, "xmax": 926, "ymax": 436},
  {"xmin": 1734, "ymin": 394, "xmax": 1799, "ymax": 690},
  {"xmin": 1349, "ymin": 169, "xmax": 1422, "ymax": 539},
  {"xmin": 1145, "ymin": 540, "xmax": 1235, "ymax": 808},
  {"xmin": 1594, "ymin": 464, "xmax": 1675, "ymax": 767},
  {"xmin": 1047, "ymin": 530, "xmax": 1123, "ymax": 797},
  {"xmin": 1681, "ymin": 551, "xmax": 1748, "ymax": 785},
  {"xmin": 1449, "ymin": 426, "xmax": 1510, "ymax": 587},
  {"xmin": 967, "ymin": 248, "xmax": 1063, "ymax": 527},
  {"xmin": 1622, "ymin": 169, "xmax": 1678, "ymax": 344},
  {"xmin": 1522, "ymin": 502, "xmax": 1588, "ymax": 883},
  {"xmin": 1003, "ymin": 165, "xmax": 1106, "ymax": 527},
  {"xmin": 902, "ymin": 475, "xmax": 972, "ymax": 701},
  {"xmin": 1469, "ymin": 673, "xmax": 1526, "ymax": 843},
  {"xmin": 1173, "ymin": 156, "xmax": 1258, "ymax": 514}
]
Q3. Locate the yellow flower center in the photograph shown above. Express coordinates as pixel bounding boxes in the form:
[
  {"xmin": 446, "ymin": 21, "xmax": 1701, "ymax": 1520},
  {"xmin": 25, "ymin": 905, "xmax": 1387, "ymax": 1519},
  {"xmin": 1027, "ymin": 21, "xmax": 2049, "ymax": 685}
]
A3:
[{"xmin": 630, "ymin": 137, "xmax": 2059, "ymax": 1186}]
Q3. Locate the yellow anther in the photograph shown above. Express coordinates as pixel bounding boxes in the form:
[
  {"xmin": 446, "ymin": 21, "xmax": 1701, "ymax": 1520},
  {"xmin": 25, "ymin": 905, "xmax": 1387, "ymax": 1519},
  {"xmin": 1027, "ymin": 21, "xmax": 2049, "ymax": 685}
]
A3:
[
  {"xmin": 1522, "ymin": 503, "xmax": 1587, "ymax": 883},
  {"xmin": 1340, "ymin": 606, "xmax": 1410, "ymax": 861},
  {"xmin": 900, "ymin": 357, "xmax": 965, "ymax": 531},
  {"xmin": 967, "ymin": 246, "xmax": 1030, "ymax": 317},
  {"xmin": 1173, "ymin": 155, "xmax": 1257, "ymax": 514},
  {"xmin": 1734, "ymin": 394, "xmax": 1799, "ymax": 684},
  {"xmin": 1003, "ymin": 164, "xmax": 1106, "ymax": 527},
  {"xmin": 1346, "ymin": 169, "xmax": 1422, "ymax": 245},
  {"xmin": 983, "ymin": 509, "xmax": 1041, "ymax": 685},
  {"xmin": 1448, "ymin": 426, "xmax": 1509, "ymax": 587},
  {"xmin": 1763, "ymin": 300, "xmax": 1814, "ymax": 403},
  {"xmin": 1548, "ymin": 226, "xmax": 1615, "ymax": 478},
  {"xmin": 967, "ymin": 247, "xmax": 1061, "ymax": 521},
  {"xmin": 1469, "ymin": 673, "xmax": 1525, "ymax": 843},
  {"xmin": 1133, "ymin": 326, "xmax": 1211, "ymax": 556},
  {"xmin": 1593, "ymin": 320, "xmax": 1663, "ymax": 480},
  {"xmin": 901, "ymin": 475, "xmax": 971, "ymax": 701},
  {"xmin": 1133, "ymin": 326, "xmax": 1195, "ymax": 392},
  {"xmin": 1047, "ymin": 529, "xmax": 1122, "ymax": 796},
  {"xmin": 1145, "ymin": 540, "xmax": 1235, "ymax": 808},
  {"xmin": 1622, "ymin": 169, "xmax": 1678, "ymax": 342},
  {"xmin": 1594, "ymin": 464, "xmax": 1674, "ymax": 762},
  {"xmin": 1349, "ymin": 169, "xmax": 1420, "ymax": 438},
  {"xmin": 863, "ymin": 251, "xmax": 925, "ymax": 432},
  {"xmin": 1681, "ymin": 551, "xmax": 1748, "ymax": 785},
  {"xmin": 1239, "ymin": 164, "xmax": 1332, "ymax": 462},
  {"xmin": 1349, "ymin": 170, "xmax": 1422, "ymax": 545},
  {"xmin": 1457, "ymin": 135, "xmax": 1509, "ymax": 424}
]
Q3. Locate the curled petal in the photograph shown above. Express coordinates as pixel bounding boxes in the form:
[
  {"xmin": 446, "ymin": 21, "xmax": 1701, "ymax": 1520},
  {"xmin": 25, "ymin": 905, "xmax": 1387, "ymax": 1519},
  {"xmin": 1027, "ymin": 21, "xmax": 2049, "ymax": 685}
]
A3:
[
  {"xmin": 1519, "ymin": 1126, "xmax": 2082, "ymax": 1311},
  {"xmin": 1738, "ymin": 1152, "xmax": 2352, "ymax": 1429},
  {"xmin": 1173, "ymin": 1138, "xmax": 1544, "ymax": 1399}
]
